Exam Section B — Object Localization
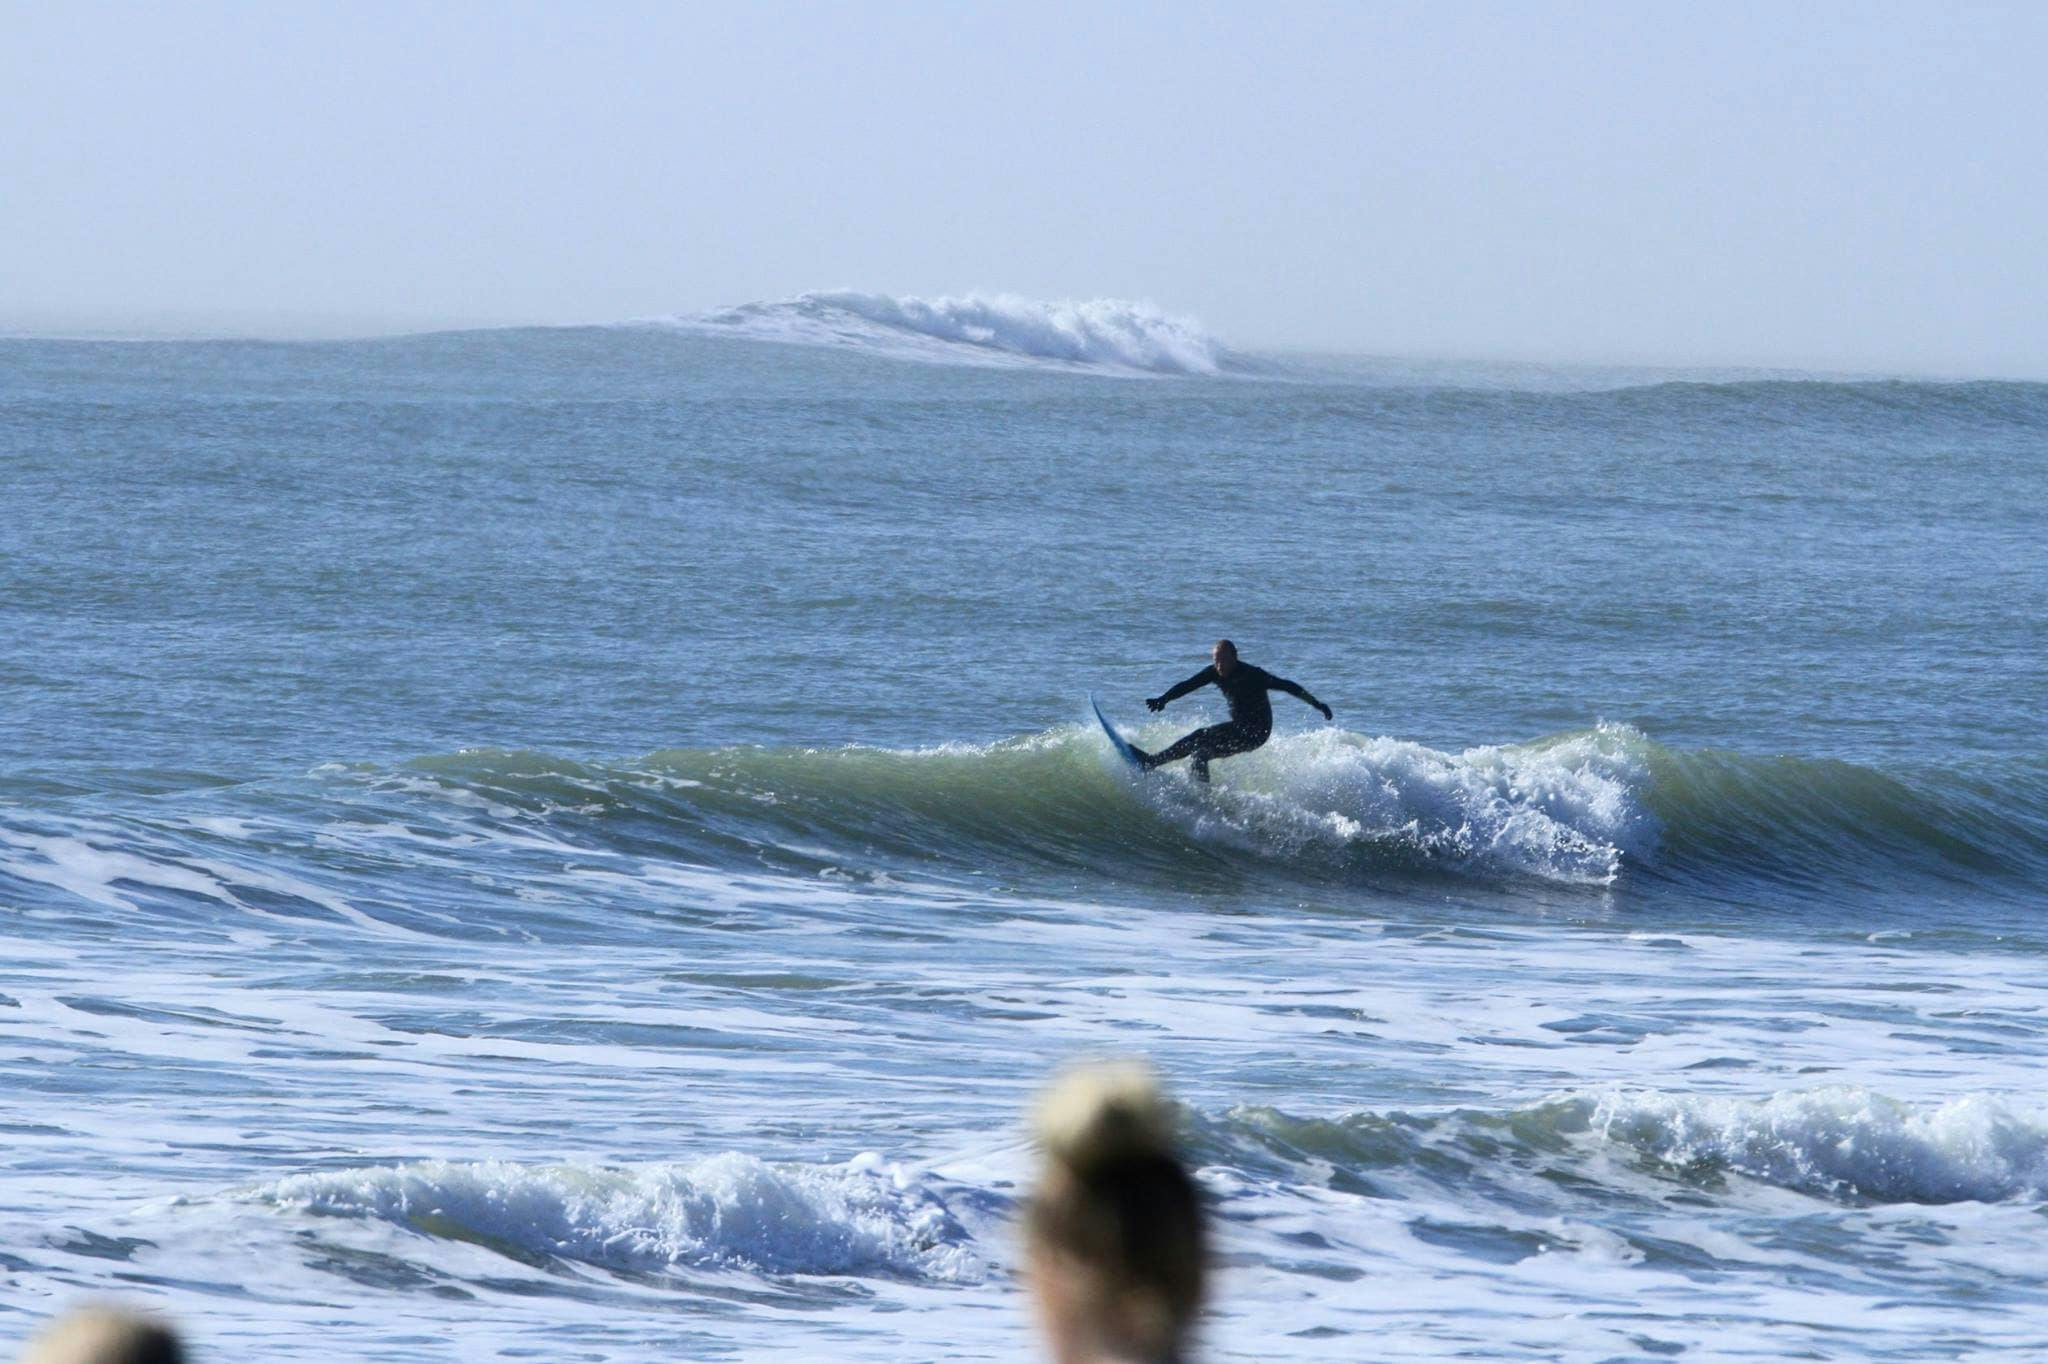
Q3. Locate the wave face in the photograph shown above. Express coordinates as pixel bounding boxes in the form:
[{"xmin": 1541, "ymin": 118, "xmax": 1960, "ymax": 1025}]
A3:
[
  {"xmin": 1642, "ymin": 746, "xmax": 2048, "ymax": 892},
  {"xmin": 257, "ymin": 1153, "xmax": 984, "ymax": 1282},
  {"xmin": 678, "ymin": 291, "xmax": 1226, "ymax": 375}
]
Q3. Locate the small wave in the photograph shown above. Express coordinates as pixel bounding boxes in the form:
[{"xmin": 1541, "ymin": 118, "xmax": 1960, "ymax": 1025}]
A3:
[
  {"xmin": 1593, "ymin": 375, "xmax": 2048, "ymax": 419},
  {"xmin": 1586, "ymin": 1087, "xmax": 2048, "ymax": 1204},
  {"xmin": 1213, "ymin": 1086, "xmax": 2048, "ymax": 1207},
  {"xmin": 255, "ymin": 1152, "xmax": 983, "ymax": 1282},
  {"xmin": 672, "ymin": 291, "xmax": 1226, "ymax": 375}
]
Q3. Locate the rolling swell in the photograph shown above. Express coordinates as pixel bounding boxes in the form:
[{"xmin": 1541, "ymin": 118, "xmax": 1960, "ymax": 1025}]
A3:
[{"xmin": 361, "ymin": 724, "xmax": 2048, "ymax": 897}]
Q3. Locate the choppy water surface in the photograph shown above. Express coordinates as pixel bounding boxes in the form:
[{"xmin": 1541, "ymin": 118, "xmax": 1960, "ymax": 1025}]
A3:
[{"xmin": 3, "ymin": 310, "xmax": 2046, "ymax": 1359}]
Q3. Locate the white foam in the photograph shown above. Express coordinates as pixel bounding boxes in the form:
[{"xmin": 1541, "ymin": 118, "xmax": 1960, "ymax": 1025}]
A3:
[
  {"xmin": 1585, "ymin": 1086, "xmax": 2048, "ymax": 1203},
  {"xmin": 673, "ymin": 291, "xmax": 1224, "ymax": 375},
  {"xmin": 1139, "ymin": 722, "xmax": 1654, "ymax": 884},
  {"xmin": 255, "ymin": 1153, "xmax": 984, "ymax": 1282},
  {"xmin": 0, "ymin": 826, "xmax": 413, "ymax": 936},
  {"xmin": 0, "ymin": 829, "xmax": 226, "ymax": 911}
]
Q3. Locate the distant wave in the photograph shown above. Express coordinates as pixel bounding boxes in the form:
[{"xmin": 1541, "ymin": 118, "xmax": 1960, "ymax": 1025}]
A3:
[{"xmin": 666, "ymin": 291, "xmax": 1228, "ymax": 376}]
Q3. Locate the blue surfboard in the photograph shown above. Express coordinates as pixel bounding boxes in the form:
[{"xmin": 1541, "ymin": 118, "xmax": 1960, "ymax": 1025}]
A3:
[{"xmin": 1090, "ymin": 694, "xmax": 1147, "ymax": 770}]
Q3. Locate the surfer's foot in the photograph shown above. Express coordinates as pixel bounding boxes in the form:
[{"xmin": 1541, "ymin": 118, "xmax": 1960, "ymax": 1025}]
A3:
[{"xmin": 1130, "ymin": 746, "xmax": 1155, "ymax": 770}]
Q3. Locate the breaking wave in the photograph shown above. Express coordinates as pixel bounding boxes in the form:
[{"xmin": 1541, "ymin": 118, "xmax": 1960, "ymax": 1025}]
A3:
[
  {"xmin": 369, "ymin": 722, "xmax": 1657, "ymax": 889},
  {"xmin": 673, "ymin": 291, "xmax": 1228, "ymax": 375},
  {"xmin": 256, "ymin": 1152, "xmax": 984, "ymax": 1282},
  {"xmin": 245, "ymin": 1088, "xmax": 2048, "ymax": 1304},
  {"xmin": 348, "ymin": 722, "xmax": 2047, "ymax": 895},
  {"xmin": 6, "ymin": 727, "xmax": 2041, "ymax": 933}
]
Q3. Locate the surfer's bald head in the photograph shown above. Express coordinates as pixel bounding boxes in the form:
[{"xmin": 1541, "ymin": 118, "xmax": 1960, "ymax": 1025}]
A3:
[{"xmin": 1212, "ymin": 639, "xmax": 1237, "ymax": 674}]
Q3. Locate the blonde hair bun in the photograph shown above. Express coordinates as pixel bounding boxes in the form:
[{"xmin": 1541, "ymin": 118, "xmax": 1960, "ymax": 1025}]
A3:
[{"xmin": 1034, "ymin": 1060, "xmax": 1177, "ymax": 1172}]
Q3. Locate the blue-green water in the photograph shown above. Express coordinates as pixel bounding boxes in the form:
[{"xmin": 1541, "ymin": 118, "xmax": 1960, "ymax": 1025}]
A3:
[{"xmin": 3, "ymin": 312, "xmax": 2046, "ymax": 1359}]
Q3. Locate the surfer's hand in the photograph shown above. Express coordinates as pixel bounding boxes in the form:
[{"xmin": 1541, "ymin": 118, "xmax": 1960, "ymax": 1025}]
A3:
[
  {"xmin": 1145, "ymin": 696, "xmax": 1166, "ymax": 712},
  {"xmin": 1317, "ymin": 703, "xmax": 1334, "ymax": 721}
]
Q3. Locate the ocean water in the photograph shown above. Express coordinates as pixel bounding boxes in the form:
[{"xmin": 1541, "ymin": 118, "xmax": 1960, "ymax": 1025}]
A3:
[{"xmin": 3, "ymin": 296, "xmax": 2046, "ymax": 1360}]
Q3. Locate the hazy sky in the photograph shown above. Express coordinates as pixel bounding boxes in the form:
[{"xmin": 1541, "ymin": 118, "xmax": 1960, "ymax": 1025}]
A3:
[{"xmin": 6, "ymin": 1, "xmax": 2045, "ymax": 374}]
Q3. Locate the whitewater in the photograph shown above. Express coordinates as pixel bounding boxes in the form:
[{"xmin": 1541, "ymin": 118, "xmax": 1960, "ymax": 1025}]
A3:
[{"xmin": 3, "ymin": 299, "xmax": 2046, "ymax": 1359}]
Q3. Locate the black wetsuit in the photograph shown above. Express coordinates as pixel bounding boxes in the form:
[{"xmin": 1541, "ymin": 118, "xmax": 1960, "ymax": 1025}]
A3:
[{"xmin": 1141, "ymin": 663, "xmax": 1328, "ymax": 781}]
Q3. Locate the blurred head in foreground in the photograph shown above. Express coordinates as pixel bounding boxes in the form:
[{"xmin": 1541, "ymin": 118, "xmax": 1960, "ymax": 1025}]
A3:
[
  {"xmin": 19, "ymin": 1306, "xmax": 183, "ymax": 1364},
  {"xmin": 1025, "ymin": 1062, "xmax": 1206, "ymax": 1364}
]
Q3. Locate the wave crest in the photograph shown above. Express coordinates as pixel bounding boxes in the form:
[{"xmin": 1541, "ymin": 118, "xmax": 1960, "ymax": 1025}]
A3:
[{"xmin": 680, "ymin": 291, "xmax": 1225, "ymax": 375}]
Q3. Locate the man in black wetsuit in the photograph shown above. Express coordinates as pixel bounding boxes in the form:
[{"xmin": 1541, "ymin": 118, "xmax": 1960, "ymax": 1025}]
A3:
[{"xmin": 1134, "ymin": 639, "xmax": 1333, "ymax": 782}]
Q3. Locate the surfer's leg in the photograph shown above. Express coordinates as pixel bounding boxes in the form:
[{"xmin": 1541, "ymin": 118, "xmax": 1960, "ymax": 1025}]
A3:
[
  {"xmin": 1190, "ymin": 724, "xmax": 1266, "ymax": 782},
  {"xmin": 1209, "ymin": 725, "xmax": 1268, "ymax": 761},
  {"xmin": 1145, "ymin": 724, "xmax": 1232, "ymax": 772},
  {"xmin": 1187, "ymin": 726, "xmax": 1240, "ymax": 783}
]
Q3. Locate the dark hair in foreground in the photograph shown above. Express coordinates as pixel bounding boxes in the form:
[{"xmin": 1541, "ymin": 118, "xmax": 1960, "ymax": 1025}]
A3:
[
  {"xmin": 1025, "ymin": 1063, "xmax": 1206, "ymax": 1363},
  {"xmin": 20, "ymin": 1306, "xmax": 184, "ymax": 1364}
]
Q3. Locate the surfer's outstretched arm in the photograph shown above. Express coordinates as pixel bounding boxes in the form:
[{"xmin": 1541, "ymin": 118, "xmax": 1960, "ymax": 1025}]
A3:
[
  {"xmin": 1271, "ymin": 675, "xmax": 1335, "ymax": 721},
  {"xmin": 1146, "ymin": 666, "xmax": 1216, "ymax": 712}
]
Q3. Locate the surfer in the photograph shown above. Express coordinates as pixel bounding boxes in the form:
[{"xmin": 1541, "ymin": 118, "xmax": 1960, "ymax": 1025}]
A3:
[{"xmin": 1135, "ymin": 639, "xmax": 1332, "ymax": 782}]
